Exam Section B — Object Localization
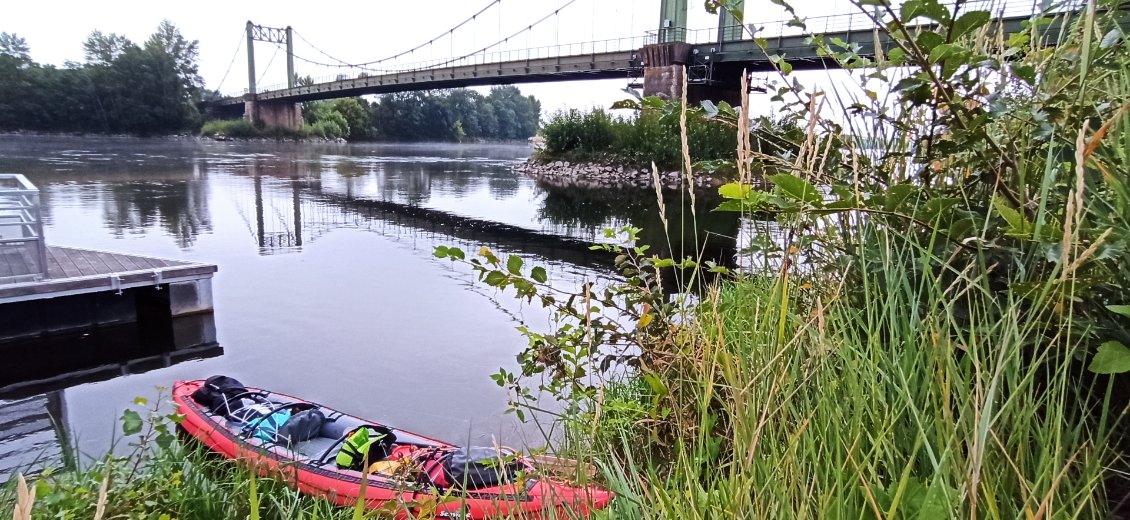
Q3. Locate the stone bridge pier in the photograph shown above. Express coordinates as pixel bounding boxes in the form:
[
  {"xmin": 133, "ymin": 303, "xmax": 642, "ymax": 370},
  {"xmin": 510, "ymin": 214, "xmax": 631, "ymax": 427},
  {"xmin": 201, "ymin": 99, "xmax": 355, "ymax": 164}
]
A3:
[
  {"xmin": 244, "ymin": 95, "xmax": 303, "ymax": 131},
  {"xmin": 640, "ymin": 42, "xmax": 743, "ymax": 105}
]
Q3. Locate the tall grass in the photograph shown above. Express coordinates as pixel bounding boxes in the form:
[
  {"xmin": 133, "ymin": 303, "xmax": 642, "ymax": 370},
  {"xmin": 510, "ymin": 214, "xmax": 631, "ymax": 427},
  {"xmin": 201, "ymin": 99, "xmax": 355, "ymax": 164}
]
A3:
[{"xmin": 588, "ymin": 223, "xmax": 1123, "ymax": 517}]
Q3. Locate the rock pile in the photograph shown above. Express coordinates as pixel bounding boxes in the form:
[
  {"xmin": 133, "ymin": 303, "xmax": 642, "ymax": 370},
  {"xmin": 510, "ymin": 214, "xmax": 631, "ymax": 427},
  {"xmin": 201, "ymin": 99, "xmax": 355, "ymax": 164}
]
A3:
[{"xmin": 512, "ymin": 159, "xmax": 722, "ymax": 190}]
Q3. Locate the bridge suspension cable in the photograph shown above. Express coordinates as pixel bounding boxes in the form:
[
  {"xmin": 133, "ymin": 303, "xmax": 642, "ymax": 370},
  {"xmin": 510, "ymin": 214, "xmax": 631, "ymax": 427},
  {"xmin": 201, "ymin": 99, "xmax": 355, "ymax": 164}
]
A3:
[
  {"xmin": 419, "ymin": 0, "xmax": 579, "ymax": 72},
  {"xmin": 288, "ymin": 0, "xmax": 503, "ymax": 71},
  {"xmin": 285, "ymin": 0, "xmax": 580, "ymax": 75},
  {"xmin": 213, "ymin": 32, "xmax": 245, "ymax": 94}
]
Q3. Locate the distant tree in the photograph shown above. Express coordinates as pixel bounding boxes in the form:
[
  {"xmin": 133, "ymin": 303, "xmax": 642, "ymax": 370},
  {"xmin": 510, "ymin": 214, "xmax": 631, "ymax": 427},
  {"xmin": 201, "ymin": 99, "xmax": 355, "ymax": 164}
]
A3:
[
  {"xmin": 83, "ymin": 31, "xmax": 135, "ymax": 65},
  {"xmin": 453, "ymin": 119, "xmax": 466, "ymax": 142},
  {"xmin": 0, "ymin": 32, "xmax": 30, "ymax": 62},
  {"xmin": 332, "ymin": 97, "xmax": 372, "ymax": 140},
  {"xmin": 144, "ymin": 20, "xmax": 203, "ymax": 97}
]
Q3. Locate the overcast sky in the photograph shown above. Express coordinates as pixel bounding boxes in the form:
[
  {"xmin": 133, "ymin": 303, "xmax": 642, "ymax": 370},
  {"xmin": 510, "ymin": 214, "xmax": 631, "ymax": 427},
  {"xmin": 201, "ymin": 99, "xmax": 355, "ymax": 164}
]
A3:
[{"xmin": 5, "ymin": 0, "xmax": 866, "ymax": 115}]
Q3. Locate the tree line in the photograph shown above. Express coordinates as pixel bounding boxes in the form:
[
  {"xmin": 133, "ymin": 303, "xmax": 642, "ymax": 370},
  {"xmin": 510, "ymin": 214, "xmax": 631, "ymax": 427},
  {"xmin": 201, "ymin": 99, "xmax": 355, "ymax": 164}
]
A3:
[
  {"xmin": 0, "ymin": 23, "xmax": 203, "ymax": 135},
  {"xmin": 297, "ymin": 86, "xmax": 542, "ymax": 142},
  {"xmin": 0, "ymin": 25, "xmax": 542, "ymax": 141}
]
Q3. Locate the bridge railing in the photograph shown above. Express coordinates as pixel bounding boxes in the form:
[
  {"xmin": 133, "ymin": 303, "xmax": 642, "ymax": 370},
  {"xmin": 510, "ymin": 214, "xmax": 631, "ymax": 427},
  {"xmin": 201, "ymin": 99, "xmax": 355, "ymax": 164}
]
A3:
[
  {"xmin": 250, "ymin": 33, "xmax": 654, "ymax": 95},
  {"xmin": 682, "ymin": 0, "xmax": 1079, "ymax": 44}
]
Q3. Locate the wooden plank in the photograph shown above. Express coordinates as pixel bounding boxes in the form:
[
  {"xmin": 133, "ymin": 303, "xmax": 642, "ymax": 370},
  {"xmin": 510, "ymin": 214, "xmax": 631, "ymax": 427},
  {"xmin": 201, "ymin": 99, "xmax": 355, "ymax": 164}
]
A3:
[
  {"xmin": 64, "ymin": 248, "xmax": 97, "ymax": 277},
  {"xmin": 78, "ymin": 249, "xmax": 116, "ymax": 276},
  {"xmin": 127, "ymin": 254, "xmax": 162, "ymax": 270},
  {"xmin": 47, "ymin": 247, "xmax": 82, "ymax": 278},
  {"xmin": 95, "ymin": 250, "xmax": 129, "ymax": 273},
  {"xmin": 46, "ymin": 247, "xmax": 81, "ymax": 280}
]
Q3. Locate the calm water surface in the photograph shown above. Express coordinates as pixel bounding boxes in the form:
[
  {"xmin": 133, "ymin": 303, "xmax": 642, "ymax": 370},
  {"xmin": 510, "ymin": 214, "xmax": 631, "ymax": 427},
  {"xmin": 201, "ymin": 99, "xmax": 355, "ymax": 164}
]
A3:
[{"xmin": 0, "ymin": 135, "xmax": 739, "ymax": 479}]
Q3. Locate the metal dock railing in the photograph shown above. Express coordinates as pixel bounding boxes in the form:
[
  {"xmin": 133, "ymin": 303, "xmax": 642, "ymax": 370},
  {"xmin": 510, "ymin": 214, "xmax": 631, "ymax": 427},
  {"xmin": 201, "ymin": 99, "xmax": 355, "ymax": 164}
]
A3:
[{"xmin": 0, "ymin": 174, "xmax": 48, "ymax": 284}]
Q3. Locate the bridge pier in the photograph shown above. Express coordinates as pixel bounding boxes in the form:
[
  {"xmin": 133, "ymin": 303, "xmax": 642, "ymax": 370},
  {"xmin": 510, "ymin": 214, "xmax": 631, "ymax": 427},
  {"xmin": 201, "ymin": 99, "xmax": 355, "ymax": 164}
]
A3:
[
  {"xmin": 243, "ymin": 95, "xmax": 304, "ymax": 131},
  {"xmin": 640, "ymin": 43, "xmax": 742, "ymax": 105}
]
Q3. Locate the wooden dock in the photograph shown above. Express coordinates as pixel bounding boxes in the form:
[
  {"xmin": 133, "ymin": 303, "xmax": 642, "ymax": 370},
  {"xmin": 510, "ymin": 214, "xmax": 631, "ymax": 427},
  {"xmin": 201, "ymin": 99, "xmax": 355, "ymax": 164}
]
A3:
[
  {"xmin": 0, "ymin": 246, "xmax": 217, "ymax": 343},
  {"xmin": 0, "ymin": 246, "xmax": 216, "ymax": 304}
]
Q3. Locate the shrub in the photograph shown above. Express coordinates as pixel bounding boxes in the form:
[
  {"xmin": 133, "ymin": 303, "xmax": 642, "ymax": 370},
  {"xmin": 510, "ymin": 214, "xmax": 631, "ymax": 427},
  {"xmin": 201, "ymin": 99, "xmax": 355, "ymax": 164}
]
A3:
[{"xmin": 199, "ymin": 119, "xmax": 258, "ymax": 138}]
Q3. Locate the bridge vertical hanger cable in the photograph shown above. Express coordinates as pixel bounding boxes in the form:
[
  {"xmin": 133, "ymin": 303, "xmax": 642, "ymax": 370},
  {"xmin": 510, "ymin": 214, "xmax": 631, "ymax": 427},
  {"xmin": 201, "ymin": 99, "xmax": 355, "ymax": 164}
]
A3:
[{"xmin": 256, "ymin": 43, "xmax": 282, "ymax": 87}]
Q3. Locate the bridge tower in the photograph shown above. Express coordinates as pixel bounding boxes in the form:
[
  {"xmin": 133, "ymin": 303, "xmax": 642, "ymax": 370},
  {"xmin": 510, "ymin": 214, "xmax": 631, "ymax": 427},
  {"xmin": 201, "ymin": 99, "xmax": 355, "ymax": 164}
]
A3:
[
  {"xmin": 643, "ymin": 0, "xmax": 745, "ymax": 104},
  {"xmin": 243, "ymin": 21, "xmax": 303, "ymax": 131}
]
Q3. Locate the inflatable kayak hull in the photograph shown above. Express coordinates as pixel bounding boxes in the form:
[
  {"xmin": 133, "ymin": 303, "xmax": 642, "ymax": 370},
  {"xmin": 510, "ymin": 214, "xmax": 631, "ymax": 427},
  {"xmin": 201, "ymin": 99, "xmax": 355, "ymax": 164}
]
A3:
[{"xmin": 172, "ymin": 380, "xmax": 612, "ymax": 519}]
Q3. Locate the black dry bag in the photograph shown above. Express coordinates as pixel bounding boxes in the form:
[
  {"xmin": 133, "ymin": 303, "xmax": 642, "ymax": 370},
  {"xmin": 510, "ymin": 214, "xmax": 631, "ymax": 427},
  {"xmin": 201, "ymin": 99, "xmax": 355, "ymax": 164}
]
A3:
[
  {"xmin": 190, "ymin": 375, "xmax": 250, "ymax": 416},
  {"xmin": 444, "ymin": 447, "xmax": 522, "ymax": 490}
]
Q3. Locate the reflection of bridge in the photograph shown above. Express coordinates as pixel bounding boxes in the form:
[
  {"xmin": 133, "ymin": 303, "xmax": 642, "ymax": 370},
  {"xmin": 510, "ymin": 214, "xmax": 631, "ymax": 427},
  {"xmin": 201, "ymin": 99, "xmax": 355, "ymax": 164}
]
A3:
[
  {"xmin": 208, "ymin": 0, "xmax": 1099, "ymax": 127},
  {"xmin": 227, "ymin": 158, "xmax": 737, "ymax": 272}
]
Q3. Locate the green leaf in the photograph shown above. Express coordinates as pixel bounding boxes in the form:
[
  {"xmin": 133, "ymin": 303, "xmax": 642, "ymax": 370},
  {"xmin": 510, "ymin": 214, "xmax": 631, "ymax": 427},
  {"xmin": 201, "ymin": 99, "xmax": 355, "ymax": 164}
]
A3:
[
  {"xmin": 483, "ymin": 270, "xmax": 507, "ymax": 287},
  {"xmin": 121, "ymin": 409, "xmax": 143, "ymax": 436},
  {"xmin": 888, "ymin": 47, "xmax": 907, "ymax": 64},
  {"xmin": 1100, "ymin": 29, "xmax": 1123, "ymax": 49},
  {"xmin": 915, "ymin": 31, "xmax": 946, "ymax": 53},
  {"xmin": 531, "ymin": 266, "xmax": 548, "ymax": 283},
  {"xmin": 447, "ymin": 247, "xmax": 465, "ymax": 260},
  {"xmin": 433, "ymin": 245, "xmax": 449, "ymax": 258},
  {"xmin": 1089, "ymin": 341, "xmax": 1130, "ymax": 374},
  {"xmin": 950, "ymin": 11, "xmax": 991, "ymax": 40},
  {"xmin": 901, "ymin": 0, "xmax": 950, "ymax": 23},
  {"xmin": 610, "ymin": 99, "xmax": 641, "ymax": 111},
  {"xmin": 506, "ymin": 255, "xmax": 523, "ymax": 275},
  {"xmin": 1010, "ymin": 63, "xmax": 1036, "ymax": 85},
  {"xmin": 769, "ymin": 174, "xmax": 823, "ymax": 206},
  {"xmin": 928, "ymin": 43, "xmax": 966, "ymax": 64},
  {"xmin": 155, "ymin": 430, "xmax": 176, "ymax": 450},
  {"xmin": 719, "ymin": 182, "xmax": 753, "ymax": 199},
  {"xmin": 992, "ymin": 195, "xmax": 1033, "ymax": 237},
  {"xmin": 700, "ymin": 100, "xmax": 719, "ymax": 118},
  {"xmin": 1107, "ymin": 305, "xmax": 1130, "ymax": 318}
]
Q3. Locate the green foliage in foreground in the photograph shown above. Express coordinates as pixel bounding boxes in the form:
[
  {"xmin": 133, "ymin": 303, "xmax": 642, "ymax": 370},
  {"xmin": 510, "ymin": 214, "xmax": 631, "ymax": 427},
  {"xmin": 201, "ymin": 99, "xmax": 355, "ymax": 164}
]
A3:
[{"xmin": 1, "ymin": 395, "xmax": 354, "ymax": 520}]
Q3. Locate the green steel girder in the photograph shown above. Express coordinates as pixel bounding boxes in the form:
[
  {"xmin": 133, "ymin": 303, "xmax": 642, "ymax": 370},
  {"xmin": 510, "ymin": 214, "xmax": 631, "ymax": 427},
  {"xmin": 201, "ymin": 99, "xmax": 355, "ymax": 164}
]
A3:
[{"xmin": 658, "ymin": 0, "xmax": 688, "ymax": 43}]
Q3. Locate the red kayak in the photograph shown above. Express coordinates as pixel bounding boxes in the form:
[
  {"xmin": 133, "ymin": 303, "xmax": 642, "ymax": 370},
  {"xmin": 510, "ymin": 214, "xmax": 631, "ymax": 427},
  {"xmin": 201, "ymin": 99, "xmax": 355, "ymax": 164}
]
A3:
[{"xmin": 173, "ymin": 378, "xmax": 612, "ymax": 519}]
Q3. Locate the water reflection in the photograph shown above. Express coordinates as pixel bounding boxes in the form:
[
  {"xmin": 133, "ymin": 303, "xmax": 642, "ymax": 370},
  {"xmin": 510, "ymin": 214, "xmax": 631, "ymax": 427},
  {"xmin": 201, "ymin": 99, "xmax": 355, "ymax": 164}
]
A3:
[
  {"xmin": 104, "ymin": 176, "xmax": 212, "ymax": 248},
  {"xmin": 210, "ymin": 151, "xmax": 740, "ymax": 275},
  {"xmin": 0, "ymin": 314, "xmax": 221, "ymax": 482}
]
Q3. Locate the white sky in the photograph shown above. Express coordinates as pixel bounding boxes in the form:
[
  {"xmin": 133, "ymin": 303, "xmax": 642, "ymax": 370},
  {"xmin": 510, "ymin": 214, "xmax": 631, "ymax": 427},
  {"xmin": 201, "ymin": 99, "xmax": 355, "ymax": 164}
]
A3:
[{"xmin": 5, "ymin": 0, "xmax": 874, "ymax": 115}]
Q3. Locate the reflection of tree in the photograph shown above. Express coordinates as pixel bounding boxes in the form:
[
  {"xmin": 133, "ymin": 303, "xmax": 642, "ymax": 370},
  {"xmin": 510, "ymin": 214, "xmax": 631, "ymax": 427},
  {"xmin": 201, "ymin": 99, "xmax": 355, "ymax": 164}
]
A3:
[
  {"xmin": 373, "ymin": 162, "xmax": 491, "ymax": 205},
  {"xmin": 487, "ymin": 174, "xmax": 520, "ymax": 199},
  {"xmin": 101, "ymin": 179, "xmax": 211, "ymax": 248}
]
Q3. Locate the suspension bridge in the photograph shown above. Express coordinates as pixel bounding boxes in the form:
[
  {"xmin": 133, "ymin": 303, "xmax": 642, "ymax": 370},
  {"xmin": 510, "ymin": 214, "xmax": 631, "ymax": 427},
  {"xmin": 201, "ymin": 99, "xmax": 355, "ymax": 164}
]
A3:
[{"xmin": 204, "ymin": 0, "xmax": 1110, "ymax": 130}]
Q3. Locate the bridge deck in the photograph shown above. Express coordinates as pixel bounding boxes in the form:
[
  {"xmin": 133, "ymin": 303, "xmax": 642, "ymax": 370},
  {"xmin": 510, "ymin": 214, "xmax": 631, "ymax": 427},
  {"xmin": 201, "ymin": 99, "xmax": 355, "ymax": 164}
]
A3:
[{"xmin": 0, "ymin": 246, "xmax": 217, "ymax": 303}]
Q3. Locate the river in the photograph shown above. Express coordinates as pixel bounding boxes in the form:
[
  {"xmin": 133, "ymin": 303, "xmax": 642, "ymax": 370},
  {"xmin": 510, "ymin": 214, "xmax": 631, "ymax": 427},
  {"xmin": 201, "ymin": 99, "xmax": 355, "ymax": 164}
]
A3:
[{"xmin": 0, "ymin": 135, "xmax": 740, "ymax": 481}]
